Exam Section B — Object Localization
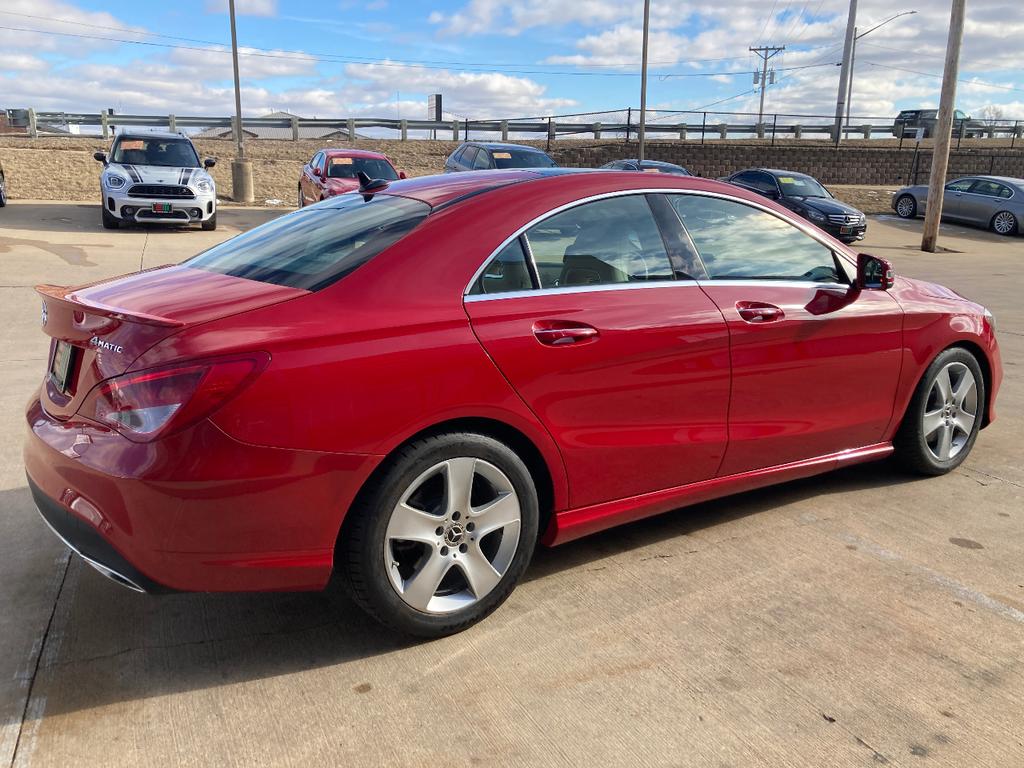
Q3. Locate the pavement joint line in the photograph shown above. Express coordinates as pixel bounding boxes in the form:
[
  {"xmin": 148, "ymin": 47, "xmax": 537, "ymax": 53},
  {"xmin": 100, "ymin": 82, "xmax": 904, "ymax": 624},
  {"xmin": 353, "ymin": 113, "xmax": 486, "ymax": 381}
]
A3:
[
  {"xmin": 958, "ymin": 466, "xmax": 1024, "ymax": 490},
  {"xmin": 8, "ymin": 551, "xmax": 70, "ymax": 768},
  {"xmin": 836, "ymin": 532, "xmax": 1024, "ymax": 627}
]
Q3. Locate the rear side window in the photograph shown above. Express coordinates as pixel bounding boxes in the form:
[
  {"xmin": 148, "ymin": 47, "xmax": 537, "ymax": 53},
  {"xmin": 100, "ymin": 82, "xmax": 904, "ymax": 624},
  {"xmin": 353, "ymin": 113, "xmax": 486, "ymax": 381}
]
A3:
[
  {"xmin": 187, "ymin": 195, "xmax": 429, "ymax": 290},
  {"xmin": 970, "ymin": 180, "xmax": 1012, "ymax": 198},
  {"xmin": 525, "ymin": 195, "xmax": 674, "ymax": 288},
  {"xmin": 468, "ymin": 238, "xmax": 534, "ymax": 295}
]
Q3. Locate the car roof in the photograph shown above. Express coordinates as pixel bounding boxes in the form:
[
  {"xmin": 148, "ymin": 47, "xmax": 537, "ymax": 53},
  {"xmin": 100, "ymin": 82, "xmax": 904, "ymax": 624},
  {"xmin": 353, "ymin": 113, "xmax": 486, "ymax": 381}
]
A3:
[
  {"xmin": 617, "ymin": 159, "xmax": 684, "ymax": 168},
  {"xmin": 751, "ymin": 168, "xmax": 819, "ymax": 179},
  {"xmin": 114, "ymin": 131, "xmax": 191, "ymax": 142},
  {"xmin": 320, "ymin": 148, "xmax": 393, "ymax": 161},
  {"xmin": 973, "ymin": 175, "xmax": 1024, "ymax": 186},
  {"xmin": 463, "ymin": 142, "xmax": 549, "ymax": 153},
  {"xmin": 370, "ymin": 168, "xmax": 586, "ymax": 208}
]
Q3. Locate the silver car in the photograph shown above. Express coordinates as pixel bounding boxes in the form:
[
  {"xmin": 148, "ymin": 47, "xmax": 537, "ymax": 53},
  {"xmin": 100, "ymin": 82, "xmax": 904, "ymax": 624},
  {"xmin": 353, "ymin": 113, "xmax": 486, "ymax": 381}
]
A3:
[
  {"xmin": 893, "ymin": 175, "xmax": 1023, "ymax": 236},
  {"xmin": 94, "ymin": 131, "xmax": 217, "ymax": 231}
]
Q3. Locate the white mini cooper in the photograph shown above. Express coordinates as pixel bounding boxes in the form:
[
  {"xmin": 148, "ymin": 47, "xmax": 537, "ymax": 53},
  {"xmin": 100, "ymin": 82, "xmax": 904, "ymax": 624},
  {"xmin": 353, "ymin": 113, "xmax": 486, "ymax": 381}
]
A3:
[{"xmin": 94, "ymin": 131, "xmax": 217, "ymax": 230}]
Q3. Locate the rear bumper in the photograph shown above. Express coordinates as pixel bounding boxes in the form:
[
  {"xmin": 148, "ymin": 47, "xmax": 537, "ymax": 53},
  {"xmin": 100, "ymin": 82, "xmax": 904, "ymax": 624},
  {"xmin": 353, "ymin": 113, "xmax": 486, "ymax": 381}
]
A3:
[{"xmin": 24, "ymin": 395, "xmax": 383, "ymax": 592}]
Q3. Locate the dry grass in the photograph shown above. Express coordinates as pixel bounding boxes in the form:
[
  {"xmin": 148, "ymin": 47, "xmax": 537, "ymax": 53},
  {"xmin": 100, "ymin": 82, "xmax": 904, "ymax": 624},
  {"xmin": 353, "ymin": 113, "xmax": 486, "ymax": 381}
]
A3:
[{"xmin": 1, "ymin": 134, "xmax": 903, "ymax": 213}]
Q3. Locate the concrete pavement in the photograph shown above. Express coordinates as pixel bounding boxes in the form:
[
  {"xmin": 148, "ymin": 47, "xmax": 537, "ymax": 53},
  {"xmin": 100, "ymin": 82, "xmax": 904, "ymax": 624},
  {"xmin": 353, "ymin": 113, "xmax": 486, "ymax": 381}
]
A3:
[{"xmin": 1, "ymin": 201, "xmax": 1021, "ymax": 767}]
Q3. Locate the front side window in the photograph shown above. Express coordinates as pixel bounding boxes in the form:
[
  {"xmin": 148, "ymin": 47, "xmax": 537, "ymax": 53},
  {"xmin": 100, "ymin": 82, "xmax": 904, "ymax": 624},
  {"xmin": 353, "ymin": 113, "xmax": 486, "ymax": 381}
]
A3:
[
  {"xmin": 187, "ymin": 195, "xmax": 429, "ymax": 290},
  {"xmin": 525, "ymin": 195, "xmax": 675, "ymax": 288},
  {"xmin": 112, "ymin": 137, "xmax": 199, "ymax": 168},
  {"xmin": 946, "ymin": 179, "xmax": 975, "ymax": 193},
  {"xmin": 669, "ymin": 195, "xmax": 843, "ymax": 283},
  {"xmin": 472, "ymin": 149, "xmax": 492, "ymax": 170}
]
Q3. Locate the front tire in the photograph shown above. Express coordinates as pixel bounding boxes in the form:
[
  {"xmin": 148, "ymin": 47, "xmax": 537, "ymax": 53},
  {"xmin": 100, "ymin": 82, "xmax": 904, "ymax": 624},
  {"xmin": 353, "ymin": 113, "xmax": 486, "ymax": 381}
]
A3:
[
  {"xmin": 895, "ymin": 194, "xmax": 917, "ymax": 219},
  {"xmin": 991, "ymin": 210, "xmax": 1018, "ymax": 236},
  {"xmin": 201, "ymin": 211, "xmax": 217, "ymax": 231},
  {"xmin": 0, "ymin": 173, "xmax": 7, "ymax": 207},
  {"xmin": 894, "ymin": 347, "xmax": 985, "ymax": 476},
  {"xmin": 101, "ymin": 205, "xmax": 119, "ymax": 229},
  {"xmin": 340, "ymin": 433, "xmax": 539, "ymax": 638}
]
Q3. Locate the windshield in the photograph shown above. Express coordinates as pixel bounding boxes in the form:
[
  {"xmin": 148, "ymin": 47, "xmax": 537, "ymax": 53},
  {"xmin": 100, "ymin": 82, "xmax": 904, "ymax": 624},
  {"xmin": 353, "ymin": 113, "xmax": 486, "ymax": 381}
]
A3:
[
  {"xmin": 186, "ymin": 195, "xmax": 430, "ymax": 290},
  {"xmin": 492, "ymin": 149, "xmax": 557, "ymax": 169},
  {"xmin": 112, "ymin": 137, "xmax": 199, "ymax": 167},
  {"xmin": 777, "ymin": 174, "xmax": 831, "ymax": 199},
  {"xmin": 641, "ymin": 163, "xmax": 690, "ymax": 175},
  {"xmin": 328, "ymin": 157, "xmax": 399, "ymax": 181}
]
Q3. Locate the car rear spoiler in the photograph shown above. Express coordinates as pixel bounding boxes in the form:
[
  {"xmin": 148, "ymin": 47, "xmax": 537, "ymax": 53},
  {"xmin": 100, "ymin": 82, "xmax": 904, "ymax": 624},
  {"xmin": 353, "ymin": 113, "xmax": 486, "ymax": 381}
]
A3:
[{"xmin": 35, "ymin": 284, "xmax": 185, "ymax": 328}]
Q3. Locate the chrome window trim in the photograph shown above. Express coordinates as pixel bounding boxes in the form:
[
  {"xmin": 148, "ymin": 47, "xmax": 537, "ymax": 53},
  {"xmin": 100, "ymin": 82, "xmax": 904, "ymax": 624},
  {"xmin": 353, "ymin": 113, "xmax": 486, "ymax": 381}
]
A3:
[{"xmin": 462, "ymin": 187, "xmax": 857, "ymax": 297}]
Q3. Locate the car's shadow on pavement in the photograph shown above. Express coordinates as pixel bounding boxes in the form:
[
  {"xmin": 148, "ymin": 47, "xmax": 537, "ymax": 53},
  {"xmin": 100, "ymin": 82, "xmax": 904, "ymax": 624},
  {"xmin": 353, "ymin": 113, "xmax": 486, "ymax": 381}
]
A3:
[{"xmin": 6, "ymin": 459, "xmax": 926, "ymax": 720}]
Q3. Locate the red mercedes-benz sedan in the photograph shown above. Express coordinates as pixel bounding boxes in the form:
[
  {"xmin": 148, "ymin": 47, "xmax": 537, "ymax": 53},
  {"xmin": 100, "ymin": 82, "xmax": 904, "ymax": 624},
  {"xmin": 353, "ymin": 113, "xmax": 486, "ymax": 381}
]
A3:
[
  {"xmin": 26, "ymin": 169, "xmax": 1001, "ymax": 636},
  {"xmin": 297, "ymin": 148, "xmax": 405, "ymax": 207}
]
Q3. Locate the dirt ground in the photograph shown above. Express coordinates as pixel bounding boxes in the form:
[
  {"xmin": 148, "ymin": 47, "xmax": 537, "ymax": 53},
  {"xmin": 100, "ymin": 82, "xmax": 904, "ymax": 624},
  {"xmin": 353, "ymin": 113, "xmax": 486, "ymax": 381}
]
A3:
[{"xmin": 0, "ymin": 135, "xmax": 913, "ymax": 214}]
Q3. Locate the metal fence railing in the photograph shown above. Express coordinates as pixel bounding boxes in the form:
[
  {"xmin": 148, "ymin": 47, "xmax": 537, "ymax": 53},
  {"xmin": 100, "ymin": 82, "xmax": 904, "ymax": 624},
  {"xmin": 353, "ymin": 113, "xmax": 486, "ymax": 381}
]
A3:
[{"xmin": 7, "ymin": 107, "xmax": 1024, "ymax": 149}]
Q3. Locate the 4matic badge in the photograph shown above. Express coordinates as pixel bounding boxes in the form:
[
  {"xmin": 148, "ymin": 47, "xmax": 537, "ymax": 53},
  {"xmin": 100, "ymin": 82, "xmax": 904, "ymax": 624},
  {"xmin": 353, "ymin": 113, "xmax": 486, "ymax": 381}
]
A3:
[{"xmin": 89, "ymin": 336, "xmax": 124, "ymax": 354}]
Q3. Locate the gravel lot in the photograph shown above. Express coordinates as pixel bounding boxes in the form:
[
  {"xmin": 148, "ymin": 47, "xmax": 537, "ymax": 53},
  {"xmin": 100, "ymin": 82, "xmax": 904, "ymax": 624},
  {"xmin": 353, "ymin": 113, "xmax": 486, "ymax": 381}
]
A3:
[{"xmin": 0, "ymin": 203, "xmax": 1021, "ymax": 768}]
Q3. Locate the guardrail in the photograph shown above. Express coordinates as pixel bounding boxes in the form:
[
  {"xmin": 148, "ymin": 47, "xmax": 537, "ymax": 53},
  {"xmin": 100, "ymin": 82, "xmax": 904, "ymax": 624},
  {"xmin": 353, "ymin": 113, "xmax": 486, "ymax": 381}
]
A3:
[{"xmin": 14, "ymin": 108, "xmax": 1024, "ymax": 148}]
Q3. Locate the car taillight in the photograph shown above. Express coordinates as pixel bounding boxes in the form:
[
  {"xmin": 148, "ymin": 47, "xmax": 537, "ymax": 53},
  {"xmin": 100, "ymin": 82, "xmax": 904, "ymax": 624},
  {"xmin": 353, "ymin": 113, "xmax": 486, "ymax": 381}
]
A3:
[{"xmin": 81, "ymin": 354, "xmax": 268, "ymax": 442}]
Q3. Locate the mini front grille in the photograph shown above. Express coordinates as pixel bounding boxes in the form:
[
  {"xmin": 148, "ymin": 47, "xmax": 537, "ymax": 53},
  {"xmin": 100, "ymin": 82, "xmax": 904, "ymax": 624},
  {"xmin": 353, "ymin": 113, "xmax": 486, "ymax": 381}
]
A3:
[{"xmin": 127, "ymin": 184, "xmax": 195, "ymax": 199}]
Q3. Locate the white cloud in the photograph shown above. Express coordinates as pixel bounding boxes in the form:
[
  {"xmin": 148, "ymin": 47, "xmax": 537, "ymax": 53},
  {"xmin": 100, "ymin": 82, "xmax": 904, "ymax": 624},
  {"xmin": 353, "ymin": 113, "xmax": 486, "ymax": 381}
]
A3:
[
  {"xmin": 0, "ymin": 0, "xmax": 148, "ymax": 54},
  {"xmin": 204, "ymin": 0, "xmax": 278, "ymax": 17}
]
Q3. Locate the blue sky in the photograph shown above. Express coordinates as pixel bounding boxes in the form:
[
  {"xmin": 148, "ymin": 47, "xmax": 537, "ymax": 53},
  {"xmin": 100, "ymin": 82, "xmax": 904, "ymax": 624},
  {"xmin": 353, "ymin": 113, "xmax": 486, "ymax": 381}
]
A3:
[{"xmin": 1, "ymin": 0, "xmax": 1021, "ymax": 123}]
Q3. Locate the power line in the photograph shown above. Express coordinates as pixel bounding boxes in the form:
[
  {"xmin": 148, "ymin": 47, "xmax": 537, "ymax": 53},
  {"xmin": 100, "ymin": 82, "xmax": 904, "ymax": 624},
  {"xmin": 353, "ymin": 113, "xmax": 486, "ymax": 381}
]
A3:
[{"xmin": 861, "ymin": 61, "xmax": 1024, "ymax": 93}]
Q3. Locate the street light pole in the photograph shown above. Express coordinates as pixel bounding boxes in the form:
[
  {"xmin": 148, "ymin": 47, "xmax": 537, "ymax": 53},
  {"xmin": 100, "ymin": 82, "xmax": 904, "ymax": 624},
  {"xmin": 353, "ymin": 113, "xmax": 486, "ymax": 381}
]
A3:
[
  {"xmin": 638, "ymin": 0, "xmax": 651, "ymax": 161},
  {"xmin": 846, "ymin": 11, "xmax": 918, "ymax": 127},
  {"xmin": 228, "ymin": 0, "xmax": 254, "ymax": 203}
]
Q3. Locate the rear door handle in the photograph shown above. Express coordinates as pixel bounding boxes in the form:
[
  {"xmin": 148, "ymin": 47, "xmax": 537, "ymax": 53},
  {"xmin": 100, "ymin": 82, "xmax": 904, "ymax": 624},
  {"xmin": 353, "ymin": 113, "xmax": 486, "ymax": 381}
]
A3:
[
  {"xmin": 736, "ymin": 301, "xmax": 785, "ymax": 324},
  {"xmin": 532, "ymin": 321, "xmax": 600, "ymax": 346}
]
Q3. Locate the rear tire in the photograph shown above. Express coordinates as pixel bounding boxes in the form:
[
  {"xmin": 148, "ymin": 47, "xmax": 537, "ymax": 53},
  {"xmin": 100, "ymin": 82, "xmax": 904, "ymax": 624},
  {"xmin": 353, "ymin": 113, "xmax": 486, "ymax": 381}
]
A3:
[
  {"xmin": 201, "ymin": 211, "xmax": 217, "ymax": 231},
  {"xmin": 894, "ymin": 347, "xmax": 985, "ymax": 476},
  {"xmin": 340, "ymin": 432, "xmax": 539, "ymax": 638},
  {"xmin": 991, "ymin": 211, "xmax": 1017, "ymax": 236},
  {"xmin": 297, "ymin": 185, "xmax": 304, "ymax": 208},
  {"xmin": 895, "ymin": 194, "xmax": 917, "ymax": 219},
  {"xmin": 101, "ymin": 205, "xmax": 119, "ymax": 229},
  {"xmin": 0, "ymin": 173, "xmax": 7, "ymax": 207}
]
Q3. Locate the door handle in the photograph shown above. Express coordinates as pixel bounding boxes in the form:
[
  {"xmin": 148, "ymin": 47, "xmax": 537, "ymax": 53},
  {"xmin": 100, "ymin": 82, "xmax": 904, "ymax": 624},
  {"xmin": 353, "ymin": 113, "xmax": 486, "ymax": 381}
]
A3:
[
  {"xmin": 736, "ymin": 301, "xmax": 785, "ymax": 324},
  {"xmin": 532, "ymin": 321, "xmax": 600, "ymax": 346}
]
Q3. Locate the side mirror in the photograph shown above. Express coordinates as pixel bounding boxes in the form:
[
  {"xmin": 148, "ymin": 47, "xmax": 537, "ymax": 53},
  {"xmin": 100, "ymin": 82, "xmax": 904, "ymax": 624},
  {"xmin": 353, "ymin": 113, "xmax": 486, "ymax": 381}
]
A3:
[
  {"xmin": 93, "ymin": 151, "xmax": 107, "ymax": 164},
  {"xmin": 204, "ymin": 157, "xmax": 217, "ymax": 168},
  {"xmin": 857, "ymin": 253, "xmax": 895, "ymax": 290},
  {"xmin": 398, "ymin": 170, "xmax": 407, "ymax": 180}
]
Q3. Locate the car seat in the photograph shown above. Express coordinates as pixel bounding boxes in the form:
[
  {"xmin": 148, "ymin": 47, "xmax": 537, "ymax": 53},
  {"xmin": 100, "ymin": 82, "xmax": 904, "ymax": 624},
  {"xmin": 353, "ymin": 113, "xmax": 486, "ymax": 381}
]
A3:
[{"xmin": 558, "ymin": 223, "xmax": 638, "ymax": 285}]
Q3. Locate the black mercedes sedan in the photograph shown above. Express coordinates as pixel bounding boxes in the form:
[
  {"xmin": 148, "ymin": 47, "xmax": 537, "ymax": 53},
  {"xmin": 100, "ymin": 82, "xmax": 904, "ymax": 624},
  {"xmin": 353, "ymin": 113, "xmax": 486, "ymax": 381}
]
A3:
[{"xmin": 724, "ymin": 168, "xmax": 866, "ymax": 243}]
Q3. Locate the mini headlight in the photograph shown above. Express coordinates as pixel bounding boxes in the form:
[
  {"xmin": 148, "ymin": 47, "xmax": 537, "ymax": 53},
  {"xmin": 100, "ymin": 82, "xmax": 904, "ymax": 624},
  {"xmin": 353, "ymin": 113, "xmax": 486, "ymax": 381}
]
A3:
[
  {"xmin": 105, "ymin": 175, "xmax": 127, "ymax": 189},
  {"xmin": 807, "ymin": 209, "xmax": 826, "ymax": 221},
  {"xmin": 196, "ymin": 180, "xmax": 212, "ymax": 192}
]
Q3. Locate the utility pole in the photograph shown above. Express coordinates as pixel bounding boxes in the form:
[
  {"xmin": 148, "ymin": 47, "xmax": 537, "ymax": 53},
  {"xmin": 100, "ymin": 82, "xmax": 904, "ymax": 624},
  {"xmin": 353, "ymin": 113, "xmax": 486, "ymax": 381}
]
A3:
[
  {"xmin": 921, "ymin": 0, "xmax": 966, "ymax": 252},
  {"xmin": 846, "ymin": 11, "xmax": 918, "ymax": 128},
  {"xmin": 228, "ymin": 0, "xmax": 254, "ymax": 203},
  {"xmin": 749, "ymin": 46, "xmax": 785, "ymax": 127},
  {"xmin": 833, "ymin": 0, "xmax": 858, "ymax": 144},
  {"xmin": 638, "ymin": 0, "xmax": 651, "ymax": 161}
]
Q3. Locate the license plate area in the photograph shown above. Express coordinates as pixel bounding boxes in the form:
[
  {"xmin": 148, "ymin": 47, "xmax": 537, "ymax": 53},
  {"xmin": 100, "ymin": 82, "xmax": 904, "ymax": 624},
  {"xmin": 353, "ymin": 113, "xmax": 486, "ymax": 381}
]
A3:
[
  {"xmin": 840, "ymin": 225, "xmax": 852, "ymax": 234},
  {"xmin": 49, "ymin": 340, "xmax": 77, "ymax": 394},
  {"xmin": 152, "ymin": 203, "xmax": 172, "ymax": 213}
]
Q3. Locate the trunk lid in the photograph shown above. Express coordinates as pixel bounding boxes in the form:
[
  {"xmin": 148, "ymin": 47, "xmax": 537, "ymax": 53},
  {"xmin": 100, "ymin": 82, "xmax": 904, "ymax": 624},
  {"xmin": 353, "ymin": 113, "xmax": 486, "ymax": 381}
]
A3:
[{"xmin": 37, "ymin": 265, "xmax": 306, "ymax": 420}]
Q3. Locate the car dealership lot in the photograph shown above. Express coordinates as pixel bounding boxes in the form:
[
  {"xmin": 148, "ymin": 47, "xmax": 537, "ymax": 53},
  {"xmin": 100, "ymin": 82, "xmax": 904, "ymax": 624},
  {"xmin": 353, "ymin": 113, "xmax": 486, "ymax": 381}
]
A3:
[{"xmin": 1, "ymin": 202, "xmax": 1021, "ymax": 767}]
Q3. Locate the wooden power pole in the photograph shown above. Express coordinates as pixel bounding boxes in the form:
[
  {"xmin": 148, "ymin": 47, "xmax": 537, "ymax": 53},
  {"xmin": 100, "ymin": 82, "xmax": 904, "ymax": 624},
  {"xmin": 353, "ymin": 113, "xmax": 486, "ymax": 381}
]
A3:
[
  {"xmin": 921, "ymin": 0, "xmax": 967, "ymax": 252},
  {"xmin": 750, "ymin": 46, "xmax": 785, "ymax": 127},
  {"xmin": 638, "ymin": 0, "xmax": 651, "ymax": 161},
  {"xmin": 832, "ymin": 0, "xmax": 858, "ymax": 144}
]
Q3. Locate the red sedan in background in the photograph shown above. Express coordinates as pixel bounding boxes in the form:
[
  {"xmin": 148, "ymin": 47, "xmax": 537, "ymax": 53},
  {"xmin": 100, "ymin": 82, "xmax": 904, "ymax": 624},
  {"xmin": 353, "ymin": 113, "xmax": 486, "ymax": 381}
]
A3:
[
  {"xmin": 26, "ymin": 170, "xmax": 1000, "ymax": 637},
  {"xmin": 298, "ymin": 148, "xmax": 405, "ymax": 206}
]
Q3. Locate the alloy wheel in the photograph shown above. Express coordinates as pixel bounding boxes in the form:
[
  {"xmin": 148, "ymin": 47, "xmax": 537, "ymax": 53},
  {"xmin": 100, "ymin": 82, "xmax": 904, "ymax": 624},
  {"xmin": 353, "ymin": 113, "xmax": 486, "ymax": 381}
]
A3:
[
  {"xmin": 993, "ymin": 211, "xmax": 1016, "ymax": 235},
  {"xmin": 896, "ymin": 196, "xmax": 915, "ymax": 218},
  {"xmin": 922, "ymin": 362, "xmax": 978, "ymax": 462},
  {"xmin": 384, "ymin": 457, "xmax": 521, "ymax": 614}
]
